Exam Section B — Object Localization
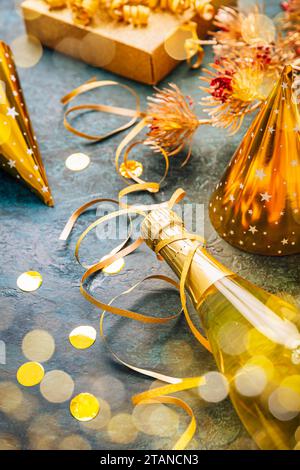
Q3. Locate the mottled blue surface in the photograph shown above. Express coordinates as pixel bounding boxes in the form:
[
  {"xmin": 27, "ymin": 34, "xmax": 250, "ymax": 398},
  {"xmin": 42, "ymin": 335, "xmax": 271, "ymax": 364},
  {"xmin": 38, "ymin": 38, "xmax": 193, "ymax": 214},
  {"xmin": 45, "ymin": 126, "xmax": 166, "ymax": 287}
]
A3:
[{"xmin": 0, "ymin": 0, "xmax": 297, "ymax": 451}]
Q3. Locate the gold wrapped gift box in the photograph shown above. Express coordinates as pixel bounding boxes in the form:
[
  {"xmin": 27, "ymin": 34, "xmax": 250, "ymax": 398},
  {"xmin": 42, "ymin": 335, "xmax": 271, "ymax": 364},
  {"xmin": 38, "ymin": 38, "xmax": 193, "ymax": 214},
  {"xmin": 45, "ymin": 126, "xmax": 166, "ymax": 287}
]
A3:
[{"xmin": 22, "ymin": 0, "xmax": 234, "ymax": 84}]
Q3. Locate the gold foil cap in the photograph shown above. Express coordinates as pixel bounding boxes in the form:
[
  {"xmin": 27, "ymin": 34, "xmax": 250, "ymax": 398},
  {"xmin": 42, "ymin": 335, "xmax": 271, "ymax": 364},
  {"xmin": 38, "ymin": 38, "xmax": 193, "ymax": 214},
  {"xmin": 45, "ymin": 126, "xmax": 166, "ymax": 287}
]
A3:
[{"xmin": 141, "ymin": 208, "xmax": 184, "ymax": 250}]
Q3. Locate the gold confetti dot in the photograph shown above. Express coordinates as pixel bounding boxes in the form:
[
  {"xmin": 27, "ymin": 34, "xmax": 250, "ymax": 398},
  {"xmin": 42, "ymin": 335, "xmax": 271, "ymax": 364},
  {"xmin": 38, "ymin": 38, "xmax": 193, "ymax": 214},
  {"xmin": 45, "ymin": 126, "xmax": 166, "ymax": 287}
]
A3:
[
  {"xmin": 70, "ymin": 393, "xmax": 100, "ymax": 422},
  {"xmin": 69, "ymin": 325, "xmax": 96, "ymax": 350},
  {"xmin": 17, "ymin": 361, "xmax": 44, "ymax": 387},
  {"xmin": 119, "ymin": 160, "xmax": 143, "ymax": 179},
  {"xmin": 17, "ymin": 271, "xmax": 43, "ymax": 292},
  {"xmin": 22, "ymin": 329, "xmax": 55, "ymax": 362},
  {"xmin": 11, "ymin": 34, "xmax": 43, "ymax": 68},
  {"xmin": 107, "ymin": 413, "xmax": 138, "ymax": 444},
  {"xmin": 40, "ymin": 370, "xmax": 74, "ymax": 403},
  {"xmin": 101, "ymin": 256, "xmax": 125, "ymax": 275},
  {"xmin": 65, "ymin": 153, "xmax": 90, "ymax": 171},
  {"xmin": 58, "ymin": 434, "xmax": 91, "ymax": 450},
  {"xmin": 0, "ymin": 382, "xmax": 23, "ymax": 413}
]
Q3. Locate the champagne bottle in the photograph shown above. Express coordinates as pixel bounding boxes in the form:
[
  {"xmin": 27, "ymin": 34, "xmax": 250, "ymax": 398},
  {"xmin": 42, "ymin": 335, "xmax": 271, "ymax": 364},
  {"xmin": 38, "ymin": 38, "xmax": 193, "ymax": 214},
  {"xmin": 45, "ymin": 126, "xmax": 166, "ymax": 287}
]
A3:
[{"xmin": 141, "ymin": 208, "xmax": 300, "ymax": 450}]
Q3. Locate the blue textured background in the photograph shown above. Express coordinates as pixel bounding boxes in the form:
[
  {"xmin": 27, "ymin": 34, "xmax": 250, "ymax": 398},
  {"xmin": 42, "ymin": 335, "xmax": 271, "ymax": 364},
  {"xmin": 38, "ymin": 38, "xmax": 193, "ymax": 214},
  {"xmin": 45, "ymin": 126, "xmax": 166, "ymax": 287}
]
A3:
[{"xmin": 0, "ymin": 0, "xmax": 298, "ymax": 450}]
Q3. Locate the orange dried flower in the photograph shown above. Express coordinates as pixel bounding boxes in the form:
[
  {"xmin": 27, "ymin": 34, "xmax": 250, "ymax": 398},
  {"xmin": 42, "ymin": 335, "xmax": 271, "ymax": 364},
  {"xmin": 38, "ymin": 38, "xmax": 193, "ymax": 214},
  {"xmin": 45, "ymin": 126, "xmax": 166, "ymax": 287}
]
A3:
[{"xmin": 145, "ymin": 84, "xmax": 200, "ymax": 160}]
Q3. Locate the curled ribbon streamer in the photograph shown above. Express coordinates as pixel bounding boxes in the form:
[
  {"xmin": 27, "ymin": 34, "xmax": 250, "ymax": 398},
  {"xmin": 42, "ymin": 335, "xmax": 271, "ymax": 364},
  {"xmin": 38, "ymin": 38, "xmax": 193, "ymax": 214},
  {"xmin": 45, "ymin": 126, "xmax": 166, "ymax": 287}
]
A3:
[
  {"xmin": 99, "ymin": 275, "xmax": 205, "ymax": 450},
  {"xmin": 61, "ymin": 79, "xmax": 143, "ymax": 141},
  {"xmin": 60, "ymin": 188, "xmax": 212, "ymax": 449}
]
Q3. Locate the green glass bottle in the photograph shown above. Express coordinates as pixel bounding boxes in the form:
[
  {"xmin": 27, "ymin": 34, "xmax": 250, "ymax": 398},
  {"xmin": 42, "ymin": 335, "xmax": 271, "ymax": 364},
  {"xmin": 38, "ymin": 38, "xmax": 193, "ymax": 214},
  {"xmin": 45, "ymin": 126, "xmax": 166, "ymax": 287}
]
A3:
[{"xmin": 141, "ymin": 208, "xmax": 300, "ymax": 450}]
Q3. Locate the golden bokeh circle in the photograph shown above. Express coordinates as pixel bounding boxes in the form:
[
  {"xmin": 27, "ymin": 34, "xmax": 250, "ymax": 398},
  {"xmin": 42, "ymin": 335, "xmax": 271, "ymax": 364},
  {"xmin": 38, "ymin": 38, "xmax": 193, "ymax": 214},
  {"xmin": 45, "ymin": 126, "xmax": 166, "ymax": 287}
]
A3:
[
  {"xmin": 22, "ymin": 329, "xmax": 55, "ymax": 362},
  {"xmin": 164, "ymin": 28, "xmax": 194, "ymax": 61},
  {"xmin": 218, "ymin": 321, "xmax": 249, "ymax": 356},
  {"xmin": 132, "ymin": 402, "xmax": 179, "ymax": 437},
  {"xmin": 198, "ymin": 371, "xmax": 229, "ymax": 403},
  {"xmin": 11, "ymin": 34, "xmax": 43, "ymax": 68},
  {"xmin": 17, "ymin": 271, "xmax": 43, "ymax": 292},
  {"xmin": 234, "ymin": 364, "xmax": 267, "ymax": 397},
  {"xmin": 58, "ymin": 434, "xmax": 91, "ymax": 450},
  {"xmin": 79, "ymin": 32, "xmax": 116, "ymax": 67},
  {"xmin": 70, "ymin": 393, "xmax": 100, "ymax": 422},
  {"xmin": 0, "ymin": 433, "xmax": 20, "ymax": 450},
  {"xmin": 119, "ymin": 160, "xmax": 143, "ymax": 179},
  {"xmin": 101, "ymin": 256, "xmax": 125, "ymax": 275},
  {"xmin": 81, "ymin": 398, "xmax": 111, "ymax": 431},
  {"xmin": 107, "ymin": 413, "xmax": 138, "ymax": 444},
  {"xmin": 16, "ymin": 361, "xmax": 44, "ymax": 387},
  {"xmin": 40, "ymin": 370, "xmax": 74, "ymax": 403},
  {"xmin": 65, "ymin": 153, "xmax": 90, "ymax": 172},
  {"xmin": 69, "ymin": 325, "xmax": 97, "ymax": 349},
  {"xmin": 241, "ymin": 14, "xmax": 276, "ymax": 45},
  {"xmin": 0, "ymin": 381, "xmax": 23, "ymax": 413}
]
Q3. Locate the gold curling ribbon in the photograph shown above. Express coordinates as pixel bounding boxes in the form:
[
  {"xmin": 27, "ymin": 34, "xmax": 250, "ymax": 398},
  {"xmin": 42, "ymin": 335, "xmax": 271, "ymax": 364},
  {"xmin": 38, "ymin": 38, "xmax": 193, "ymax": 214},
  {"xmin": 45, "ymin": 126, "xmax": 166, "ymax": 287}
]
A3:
[{"xmin": 60, "ymin": 188, "xmax": 211, "ymax": 449}]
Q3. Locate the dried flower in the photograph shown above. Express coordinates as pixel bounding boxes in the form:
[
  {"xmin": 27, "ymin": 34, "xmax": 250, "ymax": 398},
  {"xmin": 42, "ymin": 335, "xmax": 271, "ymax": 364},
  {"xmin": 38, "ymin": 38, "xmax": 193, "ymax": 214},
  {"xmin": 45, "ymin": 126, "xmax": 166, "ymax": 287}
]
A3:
[
  {"xmin": 200, "ymin": 50, "xmax": 279, "ymax": 133},
  {"xmin": 145, "ymin": 84, "xmax": 200, "ymax": 161},
  {"xmin": 280, "ymin": 0, "xmax": 300, "ymax": 31}
]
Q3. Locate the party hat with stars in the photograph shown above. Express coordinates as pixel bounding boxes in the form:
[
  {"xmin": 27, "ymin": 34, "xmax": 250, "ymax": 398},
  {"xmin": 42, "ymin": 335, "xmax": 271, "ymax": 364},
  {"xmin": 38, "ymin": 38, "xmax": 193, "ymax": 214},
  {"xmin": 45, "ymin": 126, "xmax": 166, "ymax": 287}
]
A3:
[
  {"xmin": 209, "ymin": 64, "xmax": 300, "ymax": 256},
  {"xmin": 0, "ymin": 41, "xmax": 53, "ymax": 206}
]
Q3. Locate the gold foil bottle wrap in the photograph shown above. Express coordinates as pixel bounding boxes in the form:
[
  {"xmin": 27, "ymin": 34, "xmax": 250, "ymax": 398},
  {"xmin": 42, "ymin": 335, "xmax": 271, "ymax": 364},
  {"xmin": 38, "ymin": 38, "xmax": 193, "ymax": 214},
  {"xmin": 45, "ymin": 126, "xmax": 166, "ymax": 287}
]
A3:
[
  {"xmin": 141, "ymin": 207, "xmax": 300, "ymax": 450},
  {"xmin": 141, "ymin": 208, "xmax": 232, "ymax": 305}
]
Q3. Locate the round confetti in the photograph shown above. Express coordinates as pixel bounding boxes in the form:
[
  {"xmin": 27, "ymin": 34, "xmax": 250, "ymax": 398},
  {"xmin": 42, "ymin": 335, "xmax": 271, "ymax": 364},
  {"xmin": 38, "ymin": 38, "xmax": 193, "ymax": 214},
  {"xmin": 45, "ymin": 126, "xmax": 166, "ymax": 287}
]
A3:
[
  {"xmin": 22, "ymin": 329, "xmax": 55, "ymax": 362},
  {"xmin": 70, "ymin": 393, "xmax": 100, "ymax": 422},
  {"xmin": 101, "ymin": 256, "xmax": 125, "ymax": 275},
  {"xmin": 17, "ymin": 271, "xmax": 42, "ymax": 292},
  {"xmin": 119, "ymin": 160, "xmax": 143, "ymax": 179},
  {"xmin": 65, "ymin": 153, "xmax": 90, "ymax": 171},
  {"xmin": 40, "ymin": 370, "xmax": 74, "ymax": 403},
  {"xmin": 69, "ymin": 325, "xmax": 97, "ymax": 350},
  {"xmin": 11, "ymin": 34, "xmax": 43, "ymax": 68},
  {"xmin": 16, "ymin": 361, "xmax": 44, "ymax": 387}
]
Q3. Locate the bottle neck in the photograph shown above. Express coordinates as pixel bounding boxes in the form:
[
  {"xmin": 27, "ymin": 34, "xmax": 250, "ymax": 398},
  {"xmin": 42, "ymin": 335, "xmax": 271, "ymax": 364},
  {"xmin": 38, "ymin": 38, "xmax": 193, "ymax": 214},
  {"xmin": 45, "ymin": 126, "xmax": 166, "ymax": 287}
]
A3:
[{"xmin": 142, "ymin": 209, "xmax": 232, "ymax": 308}]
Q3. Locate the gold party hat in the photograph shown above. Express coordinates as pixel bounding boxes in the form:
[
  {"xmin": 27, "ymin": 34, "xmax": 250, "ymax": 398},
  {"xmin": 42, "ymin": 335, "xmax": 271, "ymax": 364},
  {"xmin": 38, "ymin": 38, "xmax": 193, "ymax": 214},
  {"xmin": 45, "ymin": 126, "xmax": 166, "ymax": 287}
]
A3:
[
  {"xmin": 209, "ymin": 65, "xmax": 300, "ymax": 256},
  {"xmin": 0, "ymin": 41, "xmax": 53, "ymax": 206}
]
